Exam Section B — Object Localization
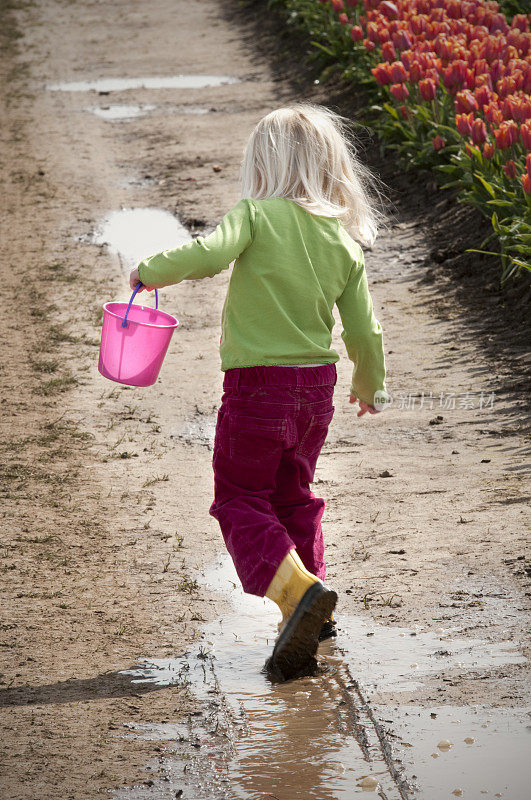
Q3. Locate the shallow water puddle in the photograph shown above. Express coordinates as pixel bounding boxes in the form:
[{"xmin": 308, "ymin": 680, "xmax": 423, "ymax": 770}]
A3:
[
  {"xmin": 86, "ymin": 104, "xmax": 156, "ymax": 121},
  {"xmin": 115, "ymin": 554, "xmax": 528, "ymax": 799},
  {"xmin": 172, "ymin": 415, "xmax": 216, "ymax": 450},
  {"xmin": 335, "ymin": 616, "xmax": 525, "ymax": 695},
  {"xmin": 119, "ymin": 556, "xmax": 406, "ymax": 799},
  {"xmin": 93, "ymin": 208, "xmax": 191, "ymax": 272},
  {"xmin": 46, "ymin": 75, "xmax": 240, "ymax": 92},
  {"xmin": 376, "ymin": 704, "xmax": 531, "ymax": 799}
]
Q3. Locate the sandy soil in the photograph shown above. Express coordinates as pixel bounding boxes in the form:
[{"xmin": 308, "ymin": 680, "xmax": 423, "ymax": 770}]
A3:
[{"xmin": 0, "ymin": 0, "xmax": 529, "ymax": 798}]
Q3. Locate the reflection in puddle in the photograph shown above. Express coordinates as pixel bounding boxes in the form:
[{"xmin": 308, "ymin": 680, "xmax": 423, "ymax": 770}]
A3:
[
  {"xmin": 93, "ymin": 208, "xmax": 191, "ymax": 271},
  {"xmin": 335, "ymin": 616, "xmax": 525, "ymax": 695},
  {"xmin": 116, "ymin": 555, "xmax": 528, "ymax": 799},
  {"xmin": 46, "ymin": 75, "xmax": 240, "ymax": 92},
  {"xmin": 86, "ymin": 104, "xmax": 155, "ymax": 120},
  {"xmin": 379, "ymin": 704, "xmax": 531, "ymax": 799}
]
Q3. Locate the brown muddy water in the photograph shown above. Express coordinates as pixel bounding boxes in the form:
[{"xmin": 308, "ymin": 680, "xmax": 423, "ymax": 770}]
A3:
[{"xmin": 113, "ymin": 554, "xmax": 528, "ymax": 800}]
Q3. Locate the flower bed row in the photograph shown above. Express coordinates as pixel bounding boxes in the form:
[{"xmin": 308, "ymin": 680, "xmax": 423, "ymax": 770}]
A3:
[{"xmin": 267, "ymin": 0, "xmax": 531, "ymax": 283}]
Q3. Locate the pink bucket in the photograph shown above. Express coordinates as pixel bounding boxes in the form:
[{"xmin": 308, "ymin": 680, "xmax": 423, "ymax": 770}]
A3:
[{"xmin": 98, "ymin": 284, "xmax": 179, "ymax": 386}]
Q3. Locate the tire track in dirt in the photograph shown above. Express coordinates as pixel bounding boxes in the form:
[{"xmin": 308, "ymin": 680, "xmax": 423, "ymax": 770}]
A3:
[{"xmin": 1, "ymin": 0, "xmax": 529, "ymax": 798}]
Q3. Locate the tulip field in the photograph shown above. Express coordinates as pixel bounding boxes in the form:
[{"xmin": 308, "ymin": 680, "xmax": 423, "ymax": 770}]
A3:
[{"xmin": 267, "ymin": 0, "xmax": 531, "ymax": 283}]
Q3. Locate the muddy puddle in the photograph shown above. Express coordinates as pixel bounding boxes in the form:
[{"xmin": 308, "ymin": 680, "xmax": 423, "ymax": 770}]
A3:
[
  {"xmin": 86, "ymin": 104, "xmax": 156, "ymax": 121},
  {"xmin": 92, "ymin": 208, "xmax": 191, "ymax": 272},
  {"xmin": 87, "ymin": 104, "xmax": 214, "ymax": 122},
  {"xmin": 172, "ymin": 412, "xmax": 216, "ymax": 450},
  {"xmin": 46, "ymin": 75, "xmax": 240, "ymax": 92},
  {"xmin": 113, "ymin": 554, "xmax": 528, "ymax": 800}
]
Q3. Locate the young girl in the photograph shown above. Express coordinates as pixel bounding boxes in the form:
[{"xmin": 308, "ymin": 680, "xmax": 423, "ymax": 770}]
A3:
[{"xmin": 129, "ymin": 103, "xmax": 389, "ymax": 681}]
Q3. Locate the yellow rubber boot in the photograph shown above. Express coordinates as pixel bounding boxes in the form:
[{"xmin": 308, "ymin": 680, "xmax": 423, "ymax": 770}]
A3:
[{"xmin": 266, "ymin": 549, "xmax": 321, "ymax": 630}]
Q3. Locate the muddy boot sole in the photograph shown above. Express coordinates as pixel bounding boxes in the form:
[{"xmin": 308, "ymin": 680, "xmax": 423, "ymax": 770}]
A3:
[
  {"xmin": 318, "ymin": 619, "xmax": 337, "ymax": 642},
  {"xmin": 266, "ymin": 582, "xmax": 337, "ymax": 681}
]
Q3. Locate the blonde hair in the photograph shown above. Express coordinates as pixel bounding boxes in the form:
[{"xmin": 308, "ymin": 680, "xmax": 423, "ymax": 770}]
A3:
[{"xmin": 239, "ymin": 102, "xmax": 388, "ymax": 247}]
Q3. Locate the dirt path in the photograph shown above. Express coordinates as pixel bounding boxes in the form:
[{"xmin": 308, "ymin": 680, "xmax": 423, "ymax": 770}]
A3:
[{"xmin": 1, "ymin": 1, "xmax": 529, "ymax": 798}]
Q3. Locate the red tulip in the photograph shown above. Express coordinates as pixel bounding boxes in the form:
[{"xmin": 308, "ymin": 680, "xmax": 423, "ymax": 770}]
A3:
[
  {"xmin": 521, "ymin": 123, "xmax": 531, "ymax": 151},
  {"xmin": 512, "ymin": 15, "xmax": 530, "ymax": 34},
  {"xmin": 502, "ymin": 160, "xmax": 518, "ymax": 180},
  {"xmin": 400, "ymin": 49, "xmax": 414, "ymax": 70},
  {"xmin": 382, "ymin": 41, "xmax": 397, "ymax": 62},
  {"xmin": 394, "ymin": 30, "xmax": 413, "ymax": 51},
  {"xmin": 484, "ymin": 102, "xmax": 504, "ymax": 127},
  {"xmin": 454, "ymin": 90, "xmax": 479, "ymax": 114},
  {"xmin": 443, "ymin": 59, "xmax": 467, "ymax": 93},
  {"xmin": 367, "ymin": 22, "xmax": 380, "ymax": 44},
  {"xmin": 409, "ymin": 61, "xmax": 424, "ymax": 83},
  {"xmin": 471, "ymin": 118, "xmax": 487, "ymax": 145},
  {"xmin": 432, "ymin": 135, "xmax": 446, "ymax": 151},
  {"xmin": 493, "ymin": 120, "xmax": 519, "ymax": 149},
  {"xmin": 350, "ymin": 25, "xmax": 363, "ymax": 42},
  {"xmin": 522, "ymin": 174, "xmax": 531, "ymax": 195},
  {"xmin": 338, "ymin": 12, "xmax": 349, "ymax": 24},
  {"xmin": 363, "ymin": 38, "xmax": 376, "ymax": 52},
  {"xmin": 399, "ymin": 105, "xmax": 410, "ymax": 119},
  {"xmin": 390, "ymin": 61, "xmax": 408, "ymax": 83},
  {"xmin": 390, "ymin": 83, "xmax": 409, "ymax": 101},
  {"xmin": 474, "ymin": 84, "xmax": 493, "ymax": 109},
  {"xmin": 419, "ymin": 78, "xmax": 437, "ymax": 101},
  {"xmin": 380, "ymin": 1, "xmax": 399, "ymax": 20},
  {"xmin": 372, "ymin": 63, "xmax": 392, "ymax": 85},
  {"xmin": 345, "ymin": 0, "xmax": 359, "ymax": 6},
  {"xmin": 331, "ymin": 0, "xmax": 344, "ymax": 11},
  {"xmin": 455, "ymin": 112, "xmax": 474, "ymax": 137},
  {"xmin": 527, "ymin": 153, "xmax": 531, "ymax": 181},
  {"xmin": 483, "ymin": 142, "xmax": 495, "ymax": 159}
]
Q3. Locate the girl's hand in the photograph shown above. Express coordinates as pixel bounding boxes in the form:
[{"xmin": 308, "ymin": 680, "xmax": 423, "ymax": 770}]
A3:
[
  {"xmin": 129, "ymin": 267, "xmax": 154, "ymax": 292},
  {"xmin": 349, "ymin": 394, "xmax": 380, "ymax": 417}
]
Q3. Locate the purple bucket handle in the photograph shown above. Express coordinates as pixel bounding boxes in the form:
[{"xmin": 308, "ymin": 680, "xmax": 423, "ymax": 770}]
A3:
[{"xmin": 121, "ymin": 283, "xmax": 159, "ymax": 328}]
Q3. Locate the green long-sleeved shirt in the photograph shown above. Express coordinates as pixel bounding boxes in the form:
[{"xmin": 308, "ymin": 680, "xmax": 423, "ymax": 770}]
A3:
[{"xmin": 138, "ymin": 196, "xmax": 387, "ymax": 405}]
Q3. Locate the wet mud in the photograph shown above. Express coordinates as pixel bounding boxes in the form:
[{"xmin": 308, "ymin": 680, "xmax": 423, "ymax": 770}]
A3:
[{"xmin": 112, "ymin": 554, "xmax": 529, "ymax": 800}]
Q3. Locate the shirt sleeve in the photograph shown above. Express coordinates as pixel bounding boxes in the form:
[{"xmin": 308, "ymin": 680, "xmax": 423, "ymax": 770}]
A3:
[
  {"xmin": 137, "ymin": 198, "xmax": 255, "ymax": 289},
  {"xmin": 336, "ymin": 246, "xmax": 388, "ymax": 407}
]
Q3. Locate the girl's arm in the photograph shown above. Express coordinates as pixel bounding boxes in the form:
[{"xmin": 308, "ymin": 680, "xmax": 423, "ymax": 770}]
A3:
[
  {"xmin": 134, "ymin": 198, "xmax": 255, "ymax": 290},
  {"xmin": 336, "ymin": 247, "xmax": 388, "ymax": 409}
]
